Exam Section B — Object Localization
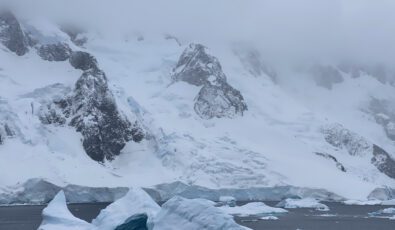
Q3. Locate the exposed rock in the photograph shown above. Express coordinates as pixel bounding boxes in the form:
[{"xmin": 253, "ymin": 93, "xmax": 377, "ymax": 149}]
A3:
[
  {"xmin": 0, "ymin": 99, "xmax": 21, "ymax": 144},
  {"xmin": 0, "ymin": 11, "xmax": 29, "ymax": 56},
  {"xmin": 322, "ymin": 123, "xmax": 372, "ymax": 156},
  {"xmin": 194, "ymin": 83, "xmax": 247, "ymax": 119},
  {"xmin": 322, "ymin": 123, "xmax": 395, "ymax": 179},
  {"xmin": 172, "ymin": 43, "xmax": 226, "ymax": 86},
  {"xmin": 315, "ymin": 152, "xmax": 346, "ymax": 172},
  {"xmin": 37, "ymin": 43, "xmax": 72, "ymax": 61},
  {"xmin": 172, "ymin": 43, "xmax": 247, "ymax": 119},
  {"xmin": 311, "ymin": 65, "xmax": 343, "ymax": 89},
  {"xmin": 114, "ymin": 214, "xmax": 148, "ymax": 230},
  {"xmin": 368, "ymin": 186, "xmax": 395, "ymax": 200},
  {"xmin": 372, "ymin": 145, "xmax": 395, "ymax": 179},
  {"xmin": 369, "ymin": 98, "xmax": 395, "ymax": 141},
  {"xmin": 70, "ymin": 68, "xmax": 143, "ymax": 161},
  {"xmin": 69, "ymin": 51, "xmax": 98, "ymax": 71},
  {"xmin": 41, "ymin": 53, "xmax": 144, "ymax": 162}
]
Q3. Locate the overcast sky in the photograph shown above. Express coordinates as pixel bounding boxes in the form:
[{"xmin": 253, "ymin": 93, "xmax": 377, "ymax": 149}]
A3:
[{"xmin": 2, "ymin": 0, "xmax": 395, "ymax": 65}]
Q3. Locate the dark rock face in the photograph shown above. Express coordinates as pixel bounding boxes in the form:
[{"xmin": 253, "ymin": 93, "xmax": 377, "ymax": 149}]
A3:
[
  {"xmin": 315, "ymin": 152, "xmax": 346, "ymax": 172},
  {"xmin": 69, "ymin": 51, "xmax": 98, "ymax": 71},
  {"xmin": 172, "ymin": 43, "xmax": 226, "ymax": 86},
  {"xmin": 41, "ymin": 53, "xmax": 144, "ymax": 162},
  {"xmin": 172, "ymin": 43, "xmax": 247, "ymax": 119},
  {"xmin": 322, "ymin": 123, "xmax": 372, "ymax": 157},
  {"xmin": 368, "ymin": 98, "xmax": 395, "ymax": 141},
  {"xmin": 37, "ymin": 43, "xmax": 72, "ymax": 61},
  {"xmin": 114, "ymin": 213, "xmax": 148, "ymax": 230},
  {"xmin": 311, "ymin": 65, "xmax": 343, "ymax": 89},
  {"xmin": 372, "ymin": 145, "xmax": 395, "ymax": 179},
  {"xmin": 195, "ymin": 83, "xmax": 247, "ymax": 119},
  {"xmin": 70, "ymin": 69, "xmax": 144, "ymax": 161},
  {"xmin": 322, "ymin": 123, "xmax": 395, "ymax": 180},
  {"xmin": 0, "ymin": 11, "xmax": 29, "ymax": 56}
]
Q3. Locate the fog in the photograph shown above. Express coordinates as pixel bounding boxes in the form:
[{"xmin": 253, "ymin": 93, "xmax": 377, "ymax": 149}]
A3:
[{"xmin": 2, "ymin": 0, "xmax": 395, "ymax": 65}]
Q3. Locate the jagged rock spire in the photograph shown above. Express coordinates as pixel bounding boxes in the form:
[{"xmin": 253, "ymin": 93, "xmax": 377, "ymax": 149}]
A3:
[
  {"xmin": 172, "ymin": 43, "xmax": 247, "ymax": 119},
  {"xmin": 0, "ymin": 10, "xmax": 29, "ymax": 56}
]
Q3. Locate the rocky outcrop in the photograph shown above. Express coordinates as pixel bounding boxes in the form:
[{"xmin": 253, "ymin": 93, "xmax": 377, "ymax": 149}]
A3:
[
  {"xmin": 372, "ymin": 145, "xmax": 395, "ymax": 179},
  {"xmin": 322, "ymin": 123, "xmax": 372, "ymax": 157},
  {"xmin": 172, "ymin": 43, "xmax": 247, "ymax": 119},
  {"xmin": 369, "ymin": 98, "xmax": 395, "ymax": 141},
  {"xmin": 172, "ymin": 44, "xmax": 226, "ymax": 86},
  {"xmin": 0, "ymin": 99, "xmax": 20, "ymax": 144},
  {"xmin": 69, "ymin": 51, "xmax": 98, "ymax": 70},
  {"xmin": 41, "ymin": 51, "xmax": 144, "ymax": 162},
  {"xmin": 315, "ymin": 152, "xmax": 346, "ymax": 172},
  {"xmin": 37, "ymin": 43, "xmax": 72, "ymax": 61},
  {"xmin": 322, "ymin": 123, "xmax": 395, "ymax": 179},
  {"xmin": 0, "ymin": 11, "xmax": 29, "ymax": 56},
  {"xmin": 311, "ymin": 65, "xmax": 343, "ymax": 89},
  {"xmin": 194, "ymin": 83, "xmax": 247, "ymax": 119}
]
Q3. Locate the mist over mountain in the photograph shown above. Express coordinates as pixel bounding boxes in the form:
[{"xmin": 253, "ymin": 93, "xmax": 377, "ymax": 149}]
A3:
[{"xmin": 1, "ymin": 0, "xmax": 395, "ymax": 204}]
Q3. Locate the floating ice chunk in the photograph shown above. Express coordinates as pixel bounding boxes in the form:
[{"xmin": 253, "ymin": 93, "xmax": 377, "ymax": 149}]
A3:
[
  {"xmin": 219, "ymin": 202, "xmax": 287, "ymax": 217},
  {"xmin": 380, "ymin": 208, "xmax": 395, "ymax": 214},
  {"xmin": 276, "ymin": 198, "xmax": 329, "ymax": 211},
  {"xmin": 343, "ymin": 199, "xmax": 395, "ymax": 205},
  {"xmin": 38, "ymin": 191, "xmax": 93, "ymax": 230},
  {"xmin": 260, "ymin": 216, "xmax": 279, "ymax": 220},
  {"xmin": 153, "ymin": 196, "xmax": 250, "ymax": 230},
  {"xmin": 219, "ymin": 196, "xmax": 236, "ymax": 207},
  {"xmin": 369, "ymin": 207, "xmax": 395, "ymax": 220},
  {"xmin": 343, "ymin": 200, "xmax": 382, "ymax": 205},
  {"xmin": 92, "ymin": 187, "xmax": 160, "ymax": 230}
]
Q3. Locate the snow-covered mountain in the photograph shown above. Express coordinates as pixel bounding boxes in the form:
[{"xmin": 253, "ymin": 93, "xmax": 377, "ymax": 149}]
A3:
[{"xmin": 1, "ymin": 7, "xmax": 395, "ymax": 201}]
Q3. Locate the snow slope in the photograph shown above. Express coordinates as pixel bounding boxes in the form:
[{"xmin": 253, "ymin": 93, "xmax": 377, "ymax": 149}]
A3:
[{"xmin": 1, "ymin": 11, "xmax": 395, "ymax": 201}]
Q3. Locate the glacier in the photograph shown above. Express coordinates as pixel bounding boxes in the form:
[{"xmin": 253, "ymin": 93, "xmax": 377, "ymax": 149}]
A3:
[{"xmin": 0, "ymin": 7, "xmax": 395, "ymax": 204}]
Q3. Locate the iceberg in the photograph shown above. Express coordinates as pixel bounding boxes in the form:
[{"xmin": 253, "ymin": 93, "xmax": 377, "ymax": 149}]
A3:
[
  {"xmin": 38, "ymin": 191, "xmax": 93, "ymax": 230},
  {"xmin": 276, "ymin": 198, "xmax": 329, "ymax": 211},
  {"xmin": 218, "ymin": 202, "xmax": 287, "ymax": 217},
  {"xmin": 92, "ymin": 187, "xmax": 160, "ymax": 230},
  {"xmin": 153, "ymin": 196, "xmax": 250, "ymax": 230}
]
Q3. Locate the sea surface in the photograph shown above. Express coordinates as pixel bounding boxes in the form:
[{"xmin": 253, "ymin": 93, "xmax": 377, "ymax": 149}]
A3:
[{"xmin": 0, "ymin": 202, "xmax": 394, "ymax": 230}]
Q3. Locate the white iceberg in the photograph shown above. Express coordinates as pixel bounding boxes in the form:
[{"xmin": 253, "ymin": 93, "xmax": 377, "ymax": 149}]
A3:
[
  {"xmin": 276, "ymin": 198, "xmax": 329, "ymax": 211},
  {"xmin": 92, "ymin": 187, "xmax": 160, "ymax": 230},
  {"xmin": 260, "ymin": 216, "xmax": 278, "ymax": 220},
  {"xmin": 38, "ymin": 191, "xmax": 93, "ymax": 230},
  {"xmin": 343, "ymin": 200, "xmax": 382, "ymax": 205},
  {"xmin": 153, "ymin": 196, "xmax": 250, "ymax": 230},
  {"xmin": 219, "ymin": 202, "xmax": 287, "ymax": 217},
  {"xmin": 343, "ymin": 199, "xmax": 395, "ymax": 205}
]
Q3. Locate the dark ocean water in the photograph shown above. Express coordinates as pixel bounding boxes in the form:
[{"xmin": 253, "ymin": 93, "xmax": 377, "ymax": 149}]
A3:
[{"xmin": 0, "ymin": 202, "xmax": 393, "ymax": 230}]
